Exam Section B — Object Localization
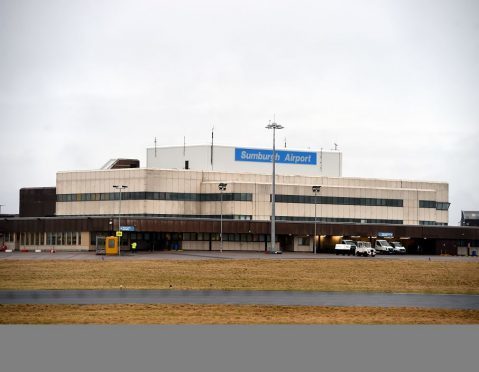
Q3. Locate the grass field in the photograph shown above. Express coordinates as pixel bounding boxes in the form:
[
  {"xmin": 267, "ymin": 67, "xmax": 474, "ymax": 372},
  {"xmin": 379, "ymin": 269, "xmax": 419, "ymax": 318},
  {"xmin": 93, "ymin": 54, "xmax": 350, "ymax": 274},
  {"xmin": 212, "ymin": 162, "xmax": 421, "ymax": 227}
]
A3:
[
  {"xmin": 1, "ymin": 259, "xmax": 478, "ymax": 294},
  {"xmin": 2, "ymin": 258, "xmax": 478, "ymax": 324},
  {"xmin": 2, "ymin": 304, "xmax": 479, "ymax": 324}
]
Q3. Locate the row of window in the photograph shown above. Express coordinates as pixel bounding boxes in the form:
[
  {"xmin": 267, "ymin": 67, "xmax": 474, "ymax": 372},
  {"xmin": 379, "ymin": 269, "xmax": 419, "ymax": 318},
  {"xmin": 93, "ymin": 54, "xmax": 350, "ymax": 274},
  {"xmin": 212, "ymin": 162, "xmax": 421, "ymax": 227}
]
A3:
[
  {"xmin": 105, "ymin": 214, "xmax": 253, "ymax": 220},
  {"xmin": 183, "ymin": 233, "xmax": 270, "ymax": 242},
  {"xmin": 419, "ymin": 221, "xmax": 448, "ymax": 226},
  {"xmin": 57, "ymin": 192, "xmax": 450, "ymax": 211},
  {"xmin": 57, "ymin": 192, "xmax": 253, "ymax": 202},
  {"xmin": 276, "ymin": 216, "xmax": 404, "ymax": 224},
  {"xmin": 419, "ymin": 200, "xmax": 451, "ymax": 210},
  {"xmin": 153, "ymin": 214, "xmax": 253, "ymax": 220},
  {"xmin": 61, "ymin": 213, "xmax": 445, "ymax": 225},
  {"xmin": 274, "ymin": 194, "xmax": 404, "ymax": 207},
  {"xmin": 17, "ymin": 232, "xmax": 82, "ymax": 246},
  {"xmin": 91, "ymin": 232, "xmax": 272, "ymax": 243},
  {"xmin": 2, "ymin": 233, "xmax": 14, "ymax": 242}
]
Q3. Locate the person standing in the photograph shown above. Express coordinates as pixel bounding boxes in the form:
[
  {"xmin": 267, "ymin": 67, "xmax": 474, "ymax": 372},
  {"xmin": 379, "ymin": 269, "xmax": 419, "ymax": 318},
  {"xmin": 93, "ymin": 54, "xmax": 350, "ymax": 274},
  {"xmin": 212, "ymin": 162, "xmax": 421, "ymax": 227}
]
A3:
[{"xmin": 131, "ymin": 241, "xmax": 137, "ymax": 254}]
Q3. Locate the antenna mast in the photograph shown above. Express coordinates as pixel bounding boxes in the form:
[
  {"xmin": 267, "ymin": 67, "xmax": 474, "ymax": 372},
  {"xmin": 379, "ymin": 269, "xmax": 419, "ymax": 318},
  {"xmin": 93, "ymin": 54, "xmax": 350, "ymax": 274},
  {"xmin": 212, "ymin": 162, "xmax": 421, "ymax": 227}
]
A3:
[{"xmin": 210, "ymin": 126, "xmax": 214, "ymax": 170}]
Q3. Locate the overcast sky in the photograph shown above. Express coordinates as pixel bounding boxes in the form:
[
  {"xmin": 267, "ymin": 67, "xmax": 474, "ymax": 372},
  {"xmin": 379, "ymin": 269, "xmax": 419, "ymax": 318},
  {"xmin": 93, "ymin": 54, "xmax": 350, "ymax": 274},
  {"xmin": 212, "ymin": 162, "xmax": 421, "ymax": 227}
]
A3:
[{"xmin": 1, "ymin": 0, "xmax": 478, "ymax": 224}]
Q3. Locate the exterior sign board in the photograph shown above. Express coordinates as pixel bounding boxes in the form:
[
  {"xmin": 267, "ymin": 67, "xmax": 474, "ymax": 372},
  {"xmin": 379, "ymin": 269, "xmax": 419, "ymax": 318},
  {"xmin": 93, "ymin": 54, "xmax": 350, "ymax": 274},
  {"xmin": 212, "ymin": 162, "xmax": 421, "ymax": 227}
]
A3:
[
  {"xmin": 378, "ymin": 232, "xmax": 393, "ymax": 238},
  {"xmin": 116, "ymin": 231, "xmax": 123, "ymax": 237},
  {"xmin": 120, "ymin": 226, "xmax": 135, "ymax": 232},
  {"xmin": 235, "ymin": 147, "xmax": 317, "ymax": 165}
]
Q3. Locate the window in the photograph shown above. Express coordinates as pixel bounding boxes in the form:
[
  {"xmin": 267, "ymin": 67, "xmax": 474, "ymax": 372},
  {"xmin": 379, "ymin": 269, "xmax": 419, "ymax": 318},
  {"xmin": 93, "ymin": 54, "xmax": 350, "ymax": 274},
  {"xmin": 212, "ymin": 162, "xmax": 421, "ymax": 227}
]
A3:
[
  {"xmin": 436, "ymin": 202, "xmax": 450, "ymax": 211},
  {"xmin": 197, "ymin": 233, "xmax": 208, "ymax": 241},
  {"xmin": 183, "ymin": 233, "xmax": 197, "ymax": 241},
  {"xmin": 419, "ymin": 200, "xmax": 436, "ymax": 208},
  {"xmin": 420, "ymin": 221, "xmax": 437, "ymax": 225},
  {"xmin": 300, "ymin": 237, "xmax": 310, "ymax": 246},
  {"xmin": 49, "ymin": 233, "xmax": 54, "ymax": 245}
]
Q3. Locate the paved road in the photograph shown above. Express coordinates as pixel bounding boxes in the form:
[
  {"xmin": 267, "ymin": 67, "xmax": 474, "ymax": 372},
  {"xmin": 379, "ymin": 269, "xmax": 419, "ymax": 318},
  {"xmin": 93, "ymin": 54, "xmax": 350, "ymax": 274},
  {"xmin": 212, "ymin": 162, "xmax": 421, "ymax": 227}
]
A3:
[
  {"xmin": 1, "ymin": 251, "xmax": 477, "ymax": 261},
  {"xmin": 1, "ymin": 290, "xmax": 478, "ymax": 309}
]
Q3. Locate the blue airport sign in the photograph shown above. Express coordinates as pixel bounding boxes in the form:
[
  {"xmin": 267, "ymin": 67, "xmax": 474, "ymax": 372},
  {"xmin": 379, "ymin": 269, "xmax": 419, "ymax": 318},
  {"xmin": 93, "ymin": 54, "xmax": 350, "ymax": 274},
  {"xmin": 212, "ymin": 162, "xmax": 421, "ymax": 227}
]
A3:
[
  {"xmin": 235, "ymin": 148, "xmax": 317, "ymax": 165},
  {"xmin": 120, "ymin": 226, "xmax": 135, "ymax": 232},
  {"xmin": 378, "ymin": 232, "xmax": 393, "ymax": 238}
]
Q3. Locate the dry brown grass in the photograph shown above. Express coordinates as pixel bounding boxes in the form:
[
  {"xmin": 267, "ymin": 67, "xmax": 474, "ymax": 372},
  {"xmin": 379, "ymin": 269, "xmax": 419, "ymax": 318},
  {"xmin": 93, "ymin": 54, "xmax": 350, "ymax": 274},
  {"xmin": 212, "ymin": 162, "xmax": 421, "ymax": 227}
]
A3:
[
  {"xmin": 1, "ymin": 259, "xmax": 478, "ymax": 294},
  {"xmin": 1, "ymin": 304, "xmax": 478, "ymax": 324}
]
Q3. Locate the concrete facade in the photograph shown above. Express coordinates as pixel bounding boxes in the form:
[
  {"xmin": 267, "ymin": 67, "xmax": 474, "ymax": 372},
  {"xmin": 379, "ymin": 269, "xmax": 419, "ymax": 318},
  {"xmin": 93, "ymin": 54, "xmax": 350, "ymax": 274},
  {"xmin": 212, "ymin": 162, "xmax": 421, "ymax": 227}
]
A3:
[{"xmin": 55, "ymin": 168, "xmax": 449, "ymax": 226}]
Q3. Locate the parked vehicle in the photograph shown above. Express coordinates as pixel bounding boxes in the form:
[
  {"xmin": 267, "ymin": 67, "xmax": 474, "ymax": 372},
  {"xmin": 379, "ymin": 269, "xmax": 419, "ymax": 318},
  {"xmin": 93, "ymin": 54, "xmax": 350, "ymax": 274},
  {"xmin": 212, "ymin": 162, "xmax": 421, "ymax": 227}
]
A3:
[
  {"xmin": 341, "ymin": 240, "xmax": 357, "ymax": 255},
  {"xmin": 355, "ymin": 241, "xmax": 376, "ymax": 257},
  {"xmin": 375, "ymin": 239, "xmax": 393, "ymax": 254},
  {"xmin": 334, "ymin": 243, "xmax": 354, "ymax": 255},
  {"xmin": 390, "ymin": 241, "xmax": 406, "ymax": 254}
]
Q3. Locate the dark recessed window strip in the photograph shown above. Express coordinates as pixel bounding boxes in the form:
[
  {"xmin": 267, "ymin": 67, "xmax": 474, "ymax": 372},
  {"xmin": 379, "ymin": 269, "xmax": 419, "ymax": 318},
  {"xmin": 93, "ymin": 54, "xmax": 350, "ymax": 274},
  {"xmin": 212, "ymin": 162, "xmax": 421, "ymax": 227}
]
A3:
[
  {"xmin": 273, "ymin": 194, "xmax": 403, "ymax": 207},
  {"xmin": 57, "ymin": 192, "xmax": 253, "ymax": 203}
]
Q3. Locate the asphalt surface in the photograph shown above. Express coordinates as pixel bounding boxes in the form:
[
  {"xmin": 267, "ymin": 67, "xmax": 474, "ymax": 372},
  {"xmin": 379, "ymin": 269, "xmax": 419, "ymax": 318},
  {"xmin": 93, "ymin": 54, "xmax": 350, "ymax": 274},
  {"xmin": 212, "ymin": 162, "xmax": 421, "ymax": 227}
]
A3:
[
  {"xmin": 1, "ymin": 290, "xmax": 478, "ymax": 309},
  {"xmin": 1, "ymin": 251, "xmax": 477, "ymax": 261}
]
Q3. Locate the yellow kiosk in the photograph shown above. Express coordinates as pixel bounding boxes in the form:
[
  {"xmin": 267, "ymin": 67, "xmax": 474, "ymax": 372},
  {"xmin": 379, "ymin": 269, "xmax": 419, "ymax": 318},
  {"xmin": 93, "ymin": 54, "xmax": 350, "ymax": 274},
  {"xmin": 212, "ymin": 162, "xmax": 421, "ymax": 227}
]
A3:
[{"xmin": 105, "ymin": 236, "xmax": 119, "ymax": 255}]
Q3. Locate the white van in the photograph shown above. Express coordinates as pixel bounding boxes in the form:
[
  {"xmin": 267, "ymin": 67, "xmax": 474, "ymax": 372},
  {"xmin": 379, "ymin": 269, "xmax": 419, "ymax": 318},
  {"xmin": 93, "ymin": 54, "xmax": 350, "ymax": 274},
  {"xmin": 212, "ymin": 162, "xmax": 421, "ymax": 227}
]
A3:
[
  {"xmin": 375, "ymin": 240, "xmax": 393, "ymax": 254},
  {"xmin": 390, "ymin": 242, "xmax": 406, "ymax": 254}
]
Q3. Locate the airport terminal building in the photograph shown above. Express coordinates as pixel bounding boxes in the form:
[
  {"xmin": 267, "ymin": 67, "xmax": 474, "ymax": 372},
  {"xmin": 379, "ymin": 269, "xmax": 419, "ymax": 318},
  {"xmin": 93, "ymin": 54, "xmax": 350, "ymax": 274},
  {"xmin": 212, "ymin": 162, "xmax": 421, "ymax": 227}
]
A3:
[{"xmin": 1, "ymin": 145, "xmax": 478, "ymax": 254}]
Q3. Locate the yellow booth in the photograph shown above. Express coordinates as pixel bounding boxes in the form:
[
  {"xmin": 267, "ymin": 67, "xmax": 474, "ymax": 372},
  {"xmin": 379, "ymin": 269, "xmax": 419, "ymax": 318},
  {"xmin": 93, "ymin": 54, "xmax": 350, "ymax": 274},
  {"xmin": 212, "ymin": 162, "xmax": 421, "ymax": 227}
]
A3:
[{"xmin": 105, "ymin": 236, "xmax": 119, "ymax": 255}]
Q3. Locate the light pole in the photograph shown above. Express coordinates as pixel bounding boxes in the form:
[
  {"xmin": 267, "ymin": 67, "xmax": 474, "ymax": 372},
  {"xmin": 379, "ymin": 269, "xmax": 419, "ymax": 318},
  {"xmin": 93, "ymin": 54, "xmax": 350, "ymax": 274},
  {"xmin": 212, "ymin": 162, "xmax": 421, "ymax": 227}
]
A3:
[
  {"xmin": 266, "ymin": 120, "xmax": 284, "ymax": 253},
  {"xmin": 312, "ymin": 185, "xmax": 322, "ymax": 254},
  {"xmin": 113, "ymin": 185, "xmax": 128, "ymax": 256},
  {"xmin": 218, "ymin": 183, "xmax": 227, "ymax": 252}
]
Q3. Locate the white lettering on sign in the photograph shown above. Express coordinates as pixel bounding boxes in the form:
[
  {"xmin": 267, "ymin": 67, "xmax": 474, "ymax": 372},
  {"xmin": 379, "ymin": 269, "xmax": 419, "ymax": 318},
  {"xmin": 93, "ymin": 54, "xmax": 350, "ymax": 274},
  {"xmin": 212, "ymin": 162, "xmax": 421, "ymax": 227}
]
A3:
[{"xmin": 284, "ymin": 153, "xmax": 312, "ymax": 164}]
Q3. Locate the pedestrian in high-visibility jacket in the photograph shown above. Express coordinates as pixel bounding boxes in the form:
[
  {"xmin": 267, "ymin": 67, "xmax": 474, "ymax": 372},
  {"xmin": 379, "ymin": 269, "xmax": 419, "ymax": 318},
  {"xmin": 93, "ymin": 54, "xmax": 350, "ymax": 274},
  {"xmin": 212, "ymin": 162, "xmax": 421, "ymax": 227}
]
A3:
[{"xmin": 131, "ymin": 242, "xmax": 137, "ymax": 254}]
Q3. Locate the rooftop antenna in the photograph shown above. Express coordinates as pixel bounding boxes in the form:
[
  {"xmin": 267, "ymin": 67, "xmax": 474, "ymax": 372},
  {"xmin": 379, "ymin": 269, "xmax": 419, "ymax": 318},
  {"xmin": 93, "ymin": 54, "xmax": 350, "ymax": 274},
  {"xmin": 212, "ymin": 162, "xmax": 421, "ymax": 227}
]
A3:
[
  {"xmin": 183, "ymin": 136, "xmax": 186, "ymax": 156},
  {"xmin": 334, "ymin": 143, "xmax": 339, "ymax": 151},
  {"xmin": 284, "ymin": 137, "xmax": 287, "ymax": 148},
  {"xmin": 210, "ymin": 126, "xmax": 214, "ymax": 170},
  {"xmin": 320, "ymin": 148, "xmax": 323, "ymax": 170},
  {"xmin": 154, "ymin": 137, "xmax": 157, "ymax": 157}
]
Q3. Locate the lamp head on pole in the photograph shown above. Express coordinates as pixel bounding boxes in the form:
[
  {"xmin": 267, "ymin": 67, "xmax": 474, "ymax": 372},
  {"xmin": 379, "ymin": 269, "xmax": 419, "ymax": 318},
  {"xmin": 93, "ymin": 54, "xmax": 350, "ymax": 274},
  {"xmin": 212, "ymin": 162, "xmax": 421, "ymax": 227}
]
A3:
[
  {"xmin": 312, "ymin": 185, "xmax": 322, "ymax": 193},
  {"xmin": 266, "ymin": 122, "xmax": 284, "ymax": 130},
  {"xmin": 218, "ymin": 183, "xmax": 227, "ymax": 191}
]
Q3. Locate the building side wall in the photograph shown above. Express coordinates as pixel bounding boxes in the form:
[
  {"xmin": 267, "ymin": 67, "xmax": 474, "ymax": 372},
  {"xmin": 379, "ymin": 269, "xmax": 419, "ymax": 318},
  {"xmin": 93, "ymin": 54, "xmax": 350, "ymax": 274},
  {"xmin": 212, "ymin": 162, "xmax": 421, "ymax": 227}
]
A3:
[
  {"xmin": 55, "ymin": 168, "xmax": 449, "ymax": 226},
  {"xmin": 147, "ymin": 145, "xmax": 342, "ymax": 177}
]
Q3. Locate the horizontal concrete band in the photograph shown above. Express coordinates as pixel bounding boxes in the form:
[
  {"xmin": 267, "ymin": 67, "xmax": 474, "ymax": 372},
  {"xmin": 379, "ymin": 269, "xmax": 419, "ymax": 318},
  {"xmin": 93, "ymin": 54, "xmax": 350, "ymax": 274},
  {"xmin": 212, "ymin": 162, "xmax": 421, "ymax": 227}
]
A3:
[{"xmin": 1, "ymin": 290, "xmax": 478, "ymax": 309}]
